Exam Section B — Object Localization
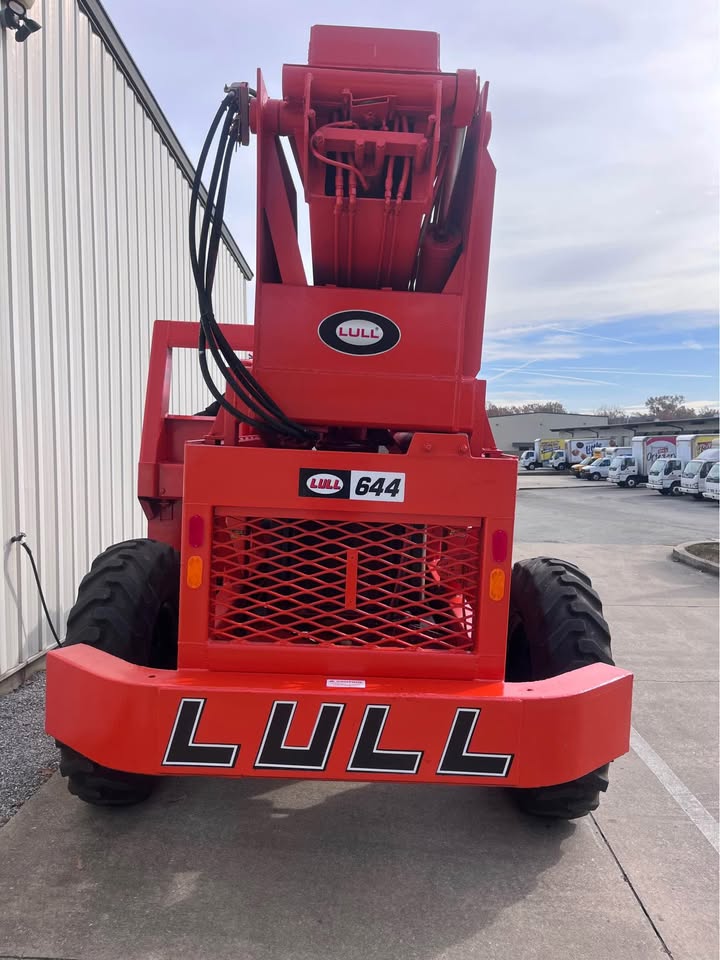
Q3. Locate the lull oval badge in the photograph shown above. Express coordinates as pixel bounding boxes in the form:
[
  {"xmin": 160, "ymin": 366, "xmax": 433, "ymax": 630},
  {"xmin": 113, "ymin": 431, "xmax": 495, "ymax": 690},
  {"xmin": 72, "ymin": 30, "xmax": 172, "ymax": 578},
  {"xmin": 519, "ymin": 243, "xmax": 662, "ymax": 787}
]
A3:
[
  {"xmin": 318, "ymin": 310, "xmax": 401, "ymax": 356},
  {"xmin": 306, "ymin": 473, "xmax": 344, "ymax": 494}
]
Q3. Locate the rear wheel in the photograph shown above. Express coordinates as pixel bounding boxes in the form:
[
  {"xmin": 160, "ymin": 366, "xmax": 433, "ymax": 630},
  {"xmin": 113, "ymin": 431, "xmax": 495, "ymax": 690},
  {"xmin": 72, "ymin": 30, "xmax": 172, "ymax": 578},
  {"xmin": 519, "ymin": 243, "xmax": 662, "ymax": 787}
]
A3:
[
  {"xmin": 57, "ymin": 539, "xmax": 180, "ymax": 806},
  {"xmin": 505, "ymin": 557, "xmax": 614, "ymax": 819}
]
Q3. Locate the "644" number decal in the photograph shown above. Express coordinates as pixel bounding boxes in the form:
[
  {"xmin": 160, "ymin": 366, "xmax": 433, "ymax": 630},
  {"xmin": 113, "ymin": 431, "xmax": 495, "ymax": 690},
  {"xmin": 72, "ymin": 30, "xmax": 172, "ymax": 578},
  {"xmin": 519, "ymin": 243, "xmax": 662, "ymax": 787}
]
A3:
[
  {"xmin": 298, "ymin": 468, "xmax": 405, "ymax": 502},
  {"xmin": 350, "ymin": 471, "xmax": 405, "ymax": 502}
]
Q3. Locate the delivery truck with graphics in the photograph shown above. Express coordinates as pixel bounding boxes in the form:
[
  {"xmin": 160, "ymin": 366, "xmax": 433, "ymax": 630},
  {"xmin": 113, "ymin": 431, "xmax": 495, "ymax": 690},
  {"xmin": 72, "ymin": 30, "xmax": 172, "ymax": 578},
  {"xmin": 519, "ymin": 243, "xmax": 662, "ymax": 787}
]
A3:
[
  {"xmin": 647, "ymin": 435, "xmax": 718, "ymax": 496},
  {"xmin": 608, "ymin": 437, "xmax": 676, "ymax": 489},
  {"xmin": 549, "ymin": 438, "xmax": 604, "ymax": 471},
  {"xmin": 680, "ymin": 443, "xmax": 720, "ymax": 498},
  {"xmin": 519, "ymin": 438, "xmax": 563, "ymax": 471}
]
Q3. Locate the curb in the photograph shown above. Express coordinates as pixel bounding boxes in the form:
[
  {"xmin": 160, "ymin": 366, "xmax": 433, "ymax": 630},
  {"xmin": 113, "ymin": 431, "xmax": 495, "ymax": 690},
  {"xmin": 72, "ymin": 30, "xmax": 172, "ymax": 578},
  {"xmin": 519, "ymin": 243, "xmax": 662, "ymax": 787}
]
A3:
[{"xmin": 672, "ymin": 541, "xmax": 720, "ymax": 577}]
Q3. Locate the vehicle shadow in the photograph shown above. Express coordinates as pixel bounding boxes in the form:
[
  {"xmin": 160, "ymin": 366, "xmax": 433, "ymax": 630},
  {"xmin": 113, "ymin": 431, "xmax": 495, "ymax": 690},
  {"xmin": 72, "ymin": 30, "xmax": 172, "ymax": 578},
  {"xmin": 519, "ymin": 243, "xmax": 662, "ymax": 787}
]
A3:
[{"xmin": 9, "ymin": 774, "xmax": 576, "ymax": 960}]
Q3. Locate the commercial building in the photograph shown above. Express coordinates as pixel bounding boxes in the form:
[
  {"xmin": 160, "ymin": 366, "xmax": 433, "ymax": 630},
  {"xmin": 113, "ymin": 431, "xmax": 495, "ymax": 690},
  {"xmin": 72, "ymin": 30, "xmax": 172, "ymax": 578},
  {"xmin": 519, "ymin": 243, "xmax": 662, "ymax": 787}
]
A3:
[
  {"xmin": 0, "ymin": 0, "xmax": 251, "ymax": 682},
  {"xmin": 549, "ymin": 415, "xmax": 720, "ymax": 448},
  {"xmin": 489, "ymin": 413, "xmax": 609, "ymax": 455}
]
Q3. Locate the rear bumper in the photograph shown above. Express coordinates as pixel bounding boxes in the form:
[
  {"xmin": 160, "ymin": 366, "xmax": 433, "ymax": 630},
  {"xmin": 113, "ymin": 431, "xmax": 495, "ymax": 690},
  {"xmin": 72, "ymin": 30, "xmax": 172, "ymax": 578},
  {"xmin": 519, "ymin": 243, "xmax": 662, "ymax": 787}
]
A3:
[{"xmin": 46, "ymin": 646, "xmax": 633, "ymax": 788}]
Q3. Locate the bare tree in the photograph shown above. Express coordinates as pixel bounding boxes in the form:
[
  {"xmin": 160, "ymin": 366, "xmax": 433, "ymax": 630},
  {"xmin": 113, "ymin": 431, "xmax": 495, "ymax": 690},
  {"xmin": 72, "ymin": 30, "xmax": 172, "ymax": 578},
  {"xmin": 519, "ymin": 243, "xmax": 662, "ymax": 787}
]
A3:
[
  {"xmin": 487, "ymin": 402, "xmax": 568, "ymax": 417},
  {"xmin": 594, "ymin": 405, "xmax": 627, "ymax": 423}
]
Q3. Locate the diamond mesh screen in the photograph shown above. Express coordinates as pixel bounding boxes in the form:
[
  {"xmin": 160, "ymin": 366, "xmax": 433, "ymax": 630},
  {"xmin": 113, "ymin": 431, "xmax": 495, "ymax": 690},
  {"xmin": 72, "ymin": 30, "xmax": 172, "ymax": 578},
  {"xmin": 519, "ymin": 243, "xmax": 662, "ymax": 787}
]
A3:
[{"xmin": 208, "ymin": 516, "xmax": 480, "ymax": 652}]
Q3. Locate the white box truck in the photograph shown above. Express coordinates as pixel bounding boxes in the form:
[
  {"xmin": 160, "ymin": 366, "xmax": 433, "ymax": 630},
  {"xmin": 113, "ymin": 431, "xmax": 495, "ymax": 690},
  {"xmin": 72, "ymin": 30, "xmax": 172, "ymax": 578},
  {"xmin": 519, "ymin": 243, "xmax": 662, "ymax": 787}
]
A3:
[
  {"xmin": 549, "ymin": 438, "xmax": 604, "ymax": 471},
  {"xmin": 611, "ymin": 436, "xmax": 677, "ymax": 489},
  {"xmin": 647, "ymin": 435, "xmax": 718, "ymax": 496},
  {"xmin": 519, "ymin": 438, "xmax": 563, "ymax": 471},
  {"xmin": 680, "ymin": 444, "xmax": 720, "ymax": 498},
  {"xmin": 580, "ymin": 447, "xmax": 631, "ymax": 480},
  {"xmin": 703, "ymin": 462, "xmax": 720, "ymax": 501}
]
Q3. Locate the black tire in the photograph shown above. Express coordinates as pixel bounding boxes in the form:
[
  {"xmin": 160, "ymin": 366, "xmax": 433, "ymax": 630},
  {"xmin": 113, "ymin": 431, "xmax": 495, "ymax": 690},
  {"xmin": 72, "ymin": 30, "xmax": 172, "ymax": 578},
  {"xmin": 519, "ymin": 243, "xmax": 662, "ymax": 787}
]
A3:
[
  {"xmin": 626, "ymin": 477, "xmax": 637, "ymax": 488},
  {"xmin": 58, "ymin": 539, "xmax": 180, "ymax": 806},
  {"xmin": 526, "ymin": 462, "xmax": 536, "ymax": 471},
  {"xmin": 505, "ymin": 557, "xmax": 614, "ymax": 819},
  {"xmin": 670, "ymin": 482, "xmax": 681, "ymax": 496},
  {"xmin": 591, "ymin": 472, "xmax": 601, "ymax": 481}
]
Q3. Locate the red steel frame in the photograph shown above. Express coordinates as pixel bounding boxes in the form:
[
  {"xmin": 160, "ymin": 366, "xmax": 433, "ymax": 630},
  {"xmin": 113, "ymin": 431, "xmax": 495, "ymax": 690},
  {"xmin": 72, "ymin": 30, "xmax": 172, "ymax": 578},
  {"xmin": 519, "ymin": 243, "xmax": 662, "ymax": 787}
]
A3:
[{"xmin": 46, "ymin": 26, "xmax": 632, "ymax": 788}]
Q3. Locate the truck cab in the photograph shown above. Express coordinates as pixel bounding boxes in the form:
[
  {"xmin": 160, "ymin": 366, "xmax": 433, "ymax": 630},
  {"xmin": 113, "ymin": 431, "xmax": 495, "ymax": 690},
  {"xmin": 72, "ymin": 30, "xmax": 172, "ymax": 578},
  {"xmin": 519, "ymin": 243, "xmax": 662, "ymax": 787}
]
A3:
[
  {"xmin": 580, "ymin": 457, "xmax": 612, "ymax": 481},
  {"xmin": 703, "ymin": 462, "xmax": 720, "ymax": 501},
  {"xmin": 572, "ymin": 452, "xmax": 600, "ymax": 478},
  {"xmin": 519, "ymin": 449, "xmax": 538, "ymax": 471},
  {"xmin": 680, "ymin": 449, "xmax": 720, "ymax": 499},
  {"xmin": 549, "ymin": 450, "xmax": 567, "ymax": 471},
  {"xmin": 647, "ymin": 458, "xmax": 683, "ymax": 495},
  {"xmin": 607, "ymin": 455, "xmax": 639, "ymax": 487}
]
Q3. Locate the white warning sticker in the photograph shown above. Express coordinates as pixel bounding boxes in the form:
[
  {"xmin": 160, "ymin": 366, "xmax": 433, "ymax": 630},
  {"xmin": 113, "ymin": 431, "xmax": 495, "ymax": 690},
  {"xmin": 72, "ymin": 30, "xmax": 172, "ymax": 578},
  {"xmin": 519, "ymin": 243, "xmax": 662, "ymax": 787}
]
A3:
[{"xmin": 325, "ymin": 679, "xmax": 367, "ymax": 689}]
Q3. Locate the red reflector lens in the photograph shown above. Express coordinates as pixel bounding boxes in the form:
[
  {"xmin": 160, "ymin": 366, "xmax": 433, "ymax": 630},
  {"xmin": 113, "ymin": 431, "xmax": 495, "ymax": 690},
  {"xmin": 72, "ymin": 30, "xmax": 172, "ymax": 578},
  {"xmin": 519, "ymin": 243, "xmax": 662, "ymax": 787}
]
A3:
[
  {"xmin": 492, "ymin": 530, "xmax": 508, "ymax": 563},
  {"xmin": 189, "ymin": 514, "xmax": 204, "ymax": 548}
]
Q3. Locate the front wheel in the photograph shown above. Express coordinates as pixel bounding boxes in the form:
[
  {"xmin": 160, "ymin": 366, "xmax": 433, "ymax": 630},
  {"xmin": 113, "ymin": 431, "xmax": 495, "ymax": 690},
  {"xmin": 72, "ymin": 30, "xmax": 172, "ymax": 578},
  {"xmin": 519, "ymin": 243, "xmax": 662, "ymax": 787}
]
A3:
[
  {"xmin": 57, "ymin": 539, "xmax": 180, "ymax": 806},
  {"xmin": 505, "ymin": 558, "xmax": 614, "ymax": 819},
  {"xmin": 670, "ymin": 482, "xmax": 682, "ymax": 496},
  {"xmin": 626, "ymin": 477, "xmax": 637, "ymax": 489},
  {"xmin": 526, "ymin": 462, "xmax": 536, "ymax": 471},
  {"xmin": 591, "ymin": 472, "xmax": 601, "ymax": 481}
]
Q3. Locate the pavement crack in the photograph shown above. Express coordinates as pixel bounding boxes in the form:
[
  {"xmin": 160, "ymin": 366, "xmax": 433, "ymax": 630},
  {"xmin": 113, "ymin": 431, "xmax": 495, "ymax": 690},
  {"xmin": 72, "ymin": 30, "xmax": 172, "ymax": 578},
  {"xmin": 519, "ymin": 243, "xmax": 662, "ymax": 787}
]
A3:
[{"xmin": 590, "ymin": 813, "xmax": 674, "ymax": 958}]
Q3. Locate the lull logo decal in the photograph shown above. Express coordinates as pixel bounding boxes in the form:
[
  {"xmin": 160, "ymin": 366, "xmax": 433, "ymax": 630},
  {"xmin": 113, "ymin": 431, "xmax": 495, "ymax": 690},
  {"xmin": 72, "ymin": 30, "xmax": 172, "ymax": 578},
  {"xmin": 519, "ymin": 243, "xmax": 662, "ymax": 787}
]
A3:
[
  {"xmin": 318, "ymin": 310, "xmax": 401, "ymax": 356},
  {"xmin": 254, "ymin": 701, "xmax": 345, "ymax": 771},
  {"xmin": 437, "ymin": 708, "xmax": 513, "ymax": 777},
  {"xmin": 161, "ymin": 699, "xmax": 513, "ymax": 778},
  {"xmin": 163, "ymin": 698, "xmax": 239, "ymax": 768},
  {"xmin": 299, "ymin": 468, "xmax": 350, "ymax": 499},
  {"xmin": 347, "ymin": 705, "xmax": 423, "ymax": 774}
]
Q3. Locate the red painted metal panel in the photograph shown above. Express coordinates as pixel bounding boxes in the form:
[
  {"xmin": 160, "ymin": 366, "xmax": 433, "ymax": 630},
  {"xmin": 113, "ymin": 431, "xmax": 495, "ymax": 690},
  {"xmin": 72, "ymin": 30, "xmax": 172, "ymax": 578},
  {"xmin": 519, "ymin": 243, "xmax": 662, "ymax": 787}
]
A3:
[
  {"xmin": 308, "ymin": 25, "xmax": 441, "ymax": 72},
  {"xmin": 45, "ymin": 646, "xmax": 633, "ymax": 788}
]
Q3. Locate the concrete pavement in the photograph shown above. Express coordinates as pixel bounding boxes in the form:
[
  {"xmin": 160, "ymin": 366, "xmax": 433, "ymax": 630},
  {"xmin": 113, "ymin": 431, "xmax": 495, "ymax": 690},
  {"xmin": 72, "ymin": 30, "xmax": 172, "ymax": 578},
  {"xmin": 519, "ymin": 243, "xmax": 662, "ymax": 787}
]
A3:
[
  {"xmin": 514, "ymin": 540, "xmax": 719, "ymax": 960},
  {"xmin": 0, "ymin": 487, "xmax": 717, "ymax": 960}
]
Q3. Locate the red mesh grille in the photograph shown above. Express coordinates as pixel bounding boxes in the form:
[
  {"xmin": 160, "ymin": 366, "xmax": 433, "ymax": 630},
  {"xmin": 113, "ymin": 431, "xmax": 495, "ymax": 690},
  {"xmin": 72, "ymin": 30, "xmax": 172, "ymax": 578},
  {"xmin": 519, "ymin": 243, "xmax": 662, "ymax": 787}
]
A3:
[{"xmin": 208, "ymin": 516, "xmax": 481, "ymax": 652}]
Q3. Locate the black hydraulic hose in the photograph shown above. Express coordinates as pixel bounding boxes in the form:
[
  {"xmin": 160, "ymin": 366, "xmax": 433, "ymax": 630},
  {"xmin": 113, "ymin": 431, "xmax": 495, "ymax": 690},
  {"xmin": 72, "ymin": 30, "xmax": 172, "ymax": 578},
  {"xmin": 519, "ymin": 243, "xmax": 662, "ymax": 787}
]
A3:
[
  {"xmin": 189, "ymin": 94, "xmax": 316, "ymax": 442},
  {"xmin": 197, "ymin": 112, "xmax": 308, "ymax": 429}
]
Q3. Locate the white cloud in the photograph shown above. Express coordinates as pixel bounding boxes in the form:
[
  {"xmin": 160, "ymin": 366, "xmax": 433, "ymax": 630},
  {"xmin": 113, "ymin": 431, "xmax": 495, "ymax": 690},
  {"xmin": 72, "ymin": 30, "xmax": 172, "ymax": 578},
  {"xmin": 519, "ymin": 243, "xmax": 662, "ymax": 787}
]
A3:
[
  {"xmin": 482, "ymin": 339, "xmax": 718, "ymax": 365},
  {"xmin": 681, "ymin": 339, "xmax": 704, "ymax": 350},
  {"xmin": 541, "ymin": 334, "xmax": 580, "ymax": 346},
  {"xmin": 103, "ymin": 0, "xmax": 719, "ymax": 339}
]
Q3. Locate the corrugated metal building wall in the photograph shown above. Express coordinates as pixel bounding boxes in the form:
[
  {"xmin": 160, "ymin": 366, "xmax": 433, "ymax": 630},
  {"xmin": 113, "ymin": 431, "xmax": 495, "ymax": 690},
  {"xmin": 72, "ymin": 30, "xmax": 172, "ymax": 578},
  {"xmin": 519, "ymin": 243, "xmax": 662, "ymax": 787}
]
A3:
[{"xmin": 0, "ymin": 0, "xmax": 251, "ymax": 680}]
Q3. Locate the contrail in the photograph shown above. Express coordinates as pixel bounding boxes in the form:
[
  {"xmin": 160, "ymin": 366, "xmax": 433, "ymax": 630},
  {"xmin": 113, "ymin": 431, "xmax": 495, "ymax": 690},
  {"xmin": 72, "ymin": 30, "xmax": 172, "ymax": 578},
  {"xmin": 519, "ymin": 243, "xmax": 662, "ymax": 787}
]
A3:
[
  {"xmin": 485, "ymin": 358, "xmax": 539, "ymax": 384},
  {"xmin": 551, "ymin": 325, "xmax": 635, "ymax": 345}
]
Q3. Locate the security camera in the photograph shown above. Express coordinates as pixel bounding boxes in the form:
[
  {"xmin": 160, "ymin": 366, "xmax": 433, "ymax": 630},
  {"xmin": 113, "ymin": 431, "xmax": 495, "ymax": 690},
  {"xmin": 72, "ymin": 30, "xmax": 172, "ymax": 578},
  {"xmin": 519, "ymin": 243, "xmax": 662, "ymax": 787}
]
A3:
[{"xmin": 1, "ymin": 0, "xmax": 41, "ymax": 42}]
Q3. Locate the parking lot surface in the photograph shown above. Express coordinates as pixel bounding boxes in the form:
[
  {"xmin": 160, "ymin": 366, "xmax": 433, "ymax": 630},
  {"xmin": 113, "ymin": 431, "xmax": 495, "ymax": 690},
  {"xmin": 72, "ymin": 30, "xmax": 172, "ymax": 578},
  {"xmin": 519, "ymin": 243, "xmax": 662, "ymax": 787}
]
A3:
[{"xmin": 0, "ymin": 478, "xmax": 717, "ymax": 960}]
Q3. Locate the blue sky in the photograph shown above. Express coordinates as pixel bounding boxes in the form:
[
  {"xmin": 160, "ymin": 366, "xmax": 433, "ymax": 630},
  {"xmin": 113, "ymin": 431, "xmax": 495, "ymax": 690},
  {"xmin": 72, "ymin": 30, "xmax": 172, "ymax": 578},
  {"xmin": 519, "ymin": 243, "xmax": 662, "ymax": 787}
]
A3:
[{"xmin": 104, "ymin": 0, "xmax": 719, "ymax": 414}]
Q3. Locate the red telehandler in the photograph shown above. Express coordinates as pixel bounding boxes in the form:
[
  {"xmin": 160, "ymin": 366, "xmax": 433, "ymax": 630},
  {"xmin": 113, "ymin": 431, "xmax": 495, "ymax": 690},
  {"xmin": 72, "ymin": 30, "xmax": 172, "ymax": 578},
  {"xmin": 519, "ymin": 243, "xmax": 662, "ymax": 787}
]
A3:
[{"xmin": 46, "ymin": 26, "xmax": 632, "ymax": 818}]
